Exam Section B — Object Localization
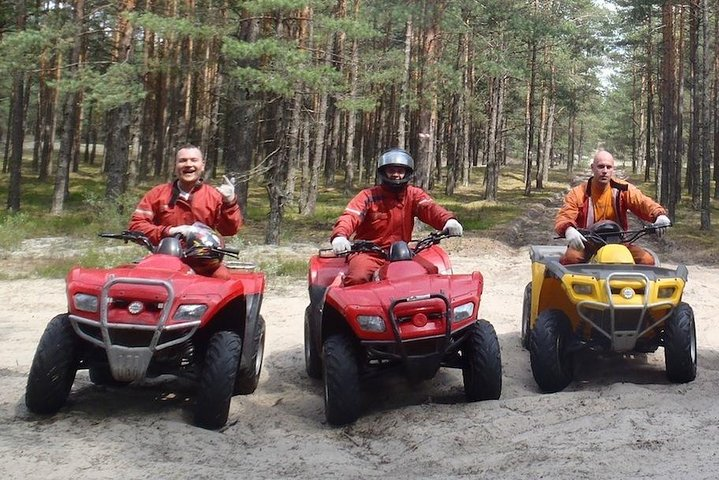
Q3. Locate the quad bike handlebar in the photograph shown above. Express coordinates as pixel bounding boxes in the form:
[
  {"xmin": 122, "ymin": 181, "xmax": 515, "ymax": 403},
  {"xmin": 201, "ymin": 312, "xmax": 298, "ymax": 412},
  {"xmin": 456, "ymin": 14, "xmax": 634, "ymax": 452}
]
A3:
[
  {"xmin": 322, "ymin": 231, "xmax": 459, "ymax": 259},
  {"xmin": 411, "ymin": 231, "xmax": 459, "ymax": 254},
  {"xmin": 99, "ymin": 231, "xmax": 154, "ymax": 251},
  {"xmin": 98, "ymin": 231, "xmax": 240, "ymax": 258},
  {"xmin": 569, "ymin": 220, "xmax": 671, "ymax": 247}
]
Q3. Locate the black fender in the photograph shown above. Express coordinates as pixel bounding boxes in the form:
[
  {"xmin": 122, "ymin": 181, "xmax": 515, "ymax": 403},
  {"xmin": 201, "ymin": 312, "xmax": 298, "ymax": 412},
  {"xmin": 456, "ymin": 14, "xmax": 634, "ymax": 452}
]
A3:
[
  {"xmin": 307, "ymin": 284, "xmax": 327, "ymax": 357},
  {"xmin": 239, "ymin": 292, "xmax": 264, "ymax": 372}
]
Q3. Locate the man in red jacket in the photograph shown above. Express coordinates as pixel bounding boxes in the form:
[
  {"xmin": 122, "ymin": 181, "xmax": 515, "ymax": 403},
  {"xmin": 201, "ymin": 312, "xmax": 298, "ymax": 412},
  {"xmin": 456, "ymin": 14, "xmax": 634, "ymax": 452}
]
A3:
[
  {"xmin": 554, "ymin": 150, "xmax": 670, "ymax": 265},
  {"xmin": 331, "ymin": 148, "xmax": 463, "ymax": 286},
  {"xmin": 129, "ymin": 144, "xmax": 242, "ymax": 278}
]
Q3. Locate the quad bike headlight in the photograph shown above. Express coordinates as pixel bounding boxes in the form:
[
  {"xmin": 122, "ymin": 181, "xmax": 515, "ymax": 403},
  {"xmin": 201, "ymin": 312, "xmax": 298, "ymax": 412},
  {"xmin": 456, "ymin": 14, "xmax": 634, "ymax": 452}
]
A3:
[
  {"xmin": 572, "ymin": 283, "xmax": 594, "ymax": 296},
  {"xmin": 357, "ymin": 315, "xmax": 386, "ymax": 332},
  {"xmin": 174, "ymin": 304, "xmax": 208, "ymax": 322},
  {"xmin": 658, "ymin": 287, "xmax": 676, "ymax": 298},
  {"xmin": 452, "ymin": 302, "xmax": 474, "ymax": 322},
  {"xmin": 73, "ymin": 293, "xmax": 98, "ymax": 313}
]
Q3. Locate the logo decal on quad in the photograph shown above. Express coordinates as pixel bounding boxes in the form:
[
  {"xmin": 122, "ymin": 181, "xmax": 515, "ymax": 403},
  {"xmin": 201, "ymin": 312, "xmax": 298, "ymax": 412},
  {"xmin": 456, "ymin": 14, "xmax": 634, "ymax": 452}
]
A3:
[
  {"xmin": 621, "ymin": 287, "xmax": 634, "ymax": 299},
  {"xmin": 128, "ymin": 301, "xmax": 144, "ymax": 314}
]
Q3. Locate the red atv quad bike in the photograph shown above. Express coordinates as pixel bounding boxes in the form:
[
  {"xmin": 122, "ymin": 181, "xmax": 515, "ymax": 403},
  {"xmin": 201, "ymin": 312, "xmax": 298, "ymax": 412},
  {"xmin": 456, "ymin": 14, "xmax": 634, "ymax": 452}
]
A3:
[
  {"xmin": 305, "ymin": 232, "xmax": 502, "ymax": 425},
  {"xmin": 25, "ymin": 227, "xmax": 266, "ymax": 430}
]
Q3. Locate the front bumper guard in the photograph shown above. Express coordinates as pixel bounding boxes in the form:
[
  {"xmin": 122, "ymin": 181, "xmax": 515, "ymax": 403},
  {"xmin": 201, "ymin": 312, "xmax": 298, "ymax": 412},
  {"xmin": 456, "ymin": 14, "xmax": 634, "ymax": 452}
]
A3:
[
  {"xmin": 69, "ymin": 276, "xmax": 200, "ymax": 382},
  {"xmin": 576, "ymin": 272, "xmax": 674, "ymax": 352},
  {"xmin": 361, "ymin": 293, "xmax": 467, "ymax": 374}
]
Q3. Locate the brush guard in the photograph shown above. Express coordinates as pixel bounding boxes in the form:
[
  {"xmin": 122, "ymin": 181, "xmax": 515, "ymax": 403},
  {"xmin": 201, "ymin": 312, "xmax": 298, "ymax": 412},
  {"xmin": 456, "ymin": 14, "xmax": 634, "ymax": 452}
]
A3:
[
  {"xmin": 69, "ymin": 276, "xmax": 201, "ymax": 382},
  {"xmin": 576, "ymin": 272, "xmax": 674, "ymax": 352},
  {"xmin": 362, "ymin": 293, "xmax": 456, "ymax": 379}
]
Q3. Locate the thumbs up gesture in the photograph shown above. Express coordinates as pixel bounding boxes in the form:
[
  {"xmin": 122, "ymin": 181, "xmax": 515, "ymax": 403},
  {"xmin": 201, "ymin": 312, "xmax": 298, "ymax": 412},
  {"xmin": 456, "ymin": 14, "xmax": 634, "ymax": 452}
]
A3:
[{"xmin": 216, "ymin": 175, "xmax": 236, "ymax": 204}]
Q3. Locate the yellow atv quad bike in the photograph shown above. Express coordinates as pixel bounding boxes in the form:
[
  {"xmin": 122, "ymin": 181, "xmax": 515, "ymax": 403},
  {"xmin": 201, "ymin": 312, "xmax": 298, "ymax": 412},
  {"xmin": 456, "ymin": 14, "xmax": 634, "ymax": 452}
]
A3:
[{"xmin": 521, "ymin": 220, "xmax": 696, "ymax": 393}]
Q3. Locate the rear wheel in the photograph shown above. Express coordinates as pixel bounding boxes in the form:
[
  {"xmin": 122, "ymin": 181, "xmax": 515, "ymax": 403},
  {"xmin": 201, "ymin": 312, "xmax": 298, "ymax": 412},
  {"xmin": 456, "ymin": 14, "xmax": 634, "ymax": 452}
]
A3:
[
  {"xmin": 25, "ymin": 314, "xmax": 81, "ymax": 414},
  {"xmin": 461, "ymin": 320, "xmax": 502, "ymax": 401},
  {"xmin": 234, "ymin": 316, "xmax": 266, "ymax": 395},
  {"xmin": 529, "ymin": 309, "xmax": 573, "ymax": 393},
  {"xmin": 304, "ymin": 306, "xmax": 322, "ymax": 379},
  {"xmin": 195, "ymin": 331, "xmax": 242, "ymax": 430},
  {"xmin": 323, "ymin": 333, "xmax": 361, "ymax": 426},
  {"xmin": 664, "ymin": 302, "xmax": 697, "ymax": 383},
  {"xmin": 521, "ymin": 282, "xmax": 532, "ymax": 349}
]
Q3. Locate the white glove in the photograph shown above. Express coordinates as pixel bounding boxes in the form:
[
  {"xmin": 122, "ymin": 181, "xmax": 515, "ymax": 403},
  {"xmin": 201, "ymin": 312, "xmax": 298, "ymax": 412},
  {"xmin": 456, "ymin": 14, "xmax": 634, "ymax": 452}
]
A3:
[
  {"xmin": 442, "ymin": 219, "xmax": 463, "ymax": 236},
  {"xmin": 653, "ymin": 214, "xmax": 671, "ymax": 238},
  {"xmin": 168, "ymin": 225, "xmax": 195, "ymax": 238},
  {"xmin": 565, "ymin": 226, "xmax": 587, "ymax": 250},
  {"xmin": 216, "ymin": 175, "xmax": 236, "ymax": 203},
  {"xmin": 331, "ymin": 236, "xmax": 351, "ymax": 255}
]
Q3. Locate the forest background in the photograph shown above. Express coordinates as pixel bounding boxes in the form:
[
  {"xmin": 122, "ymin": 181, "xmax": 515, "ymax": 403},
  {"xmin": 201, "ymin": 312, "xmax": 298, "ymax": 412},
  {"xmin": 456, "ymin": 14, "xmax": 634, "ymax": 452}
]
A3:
[{"xmin": 0, "ymin": 0, "xmax": 717, "ymax": 271}]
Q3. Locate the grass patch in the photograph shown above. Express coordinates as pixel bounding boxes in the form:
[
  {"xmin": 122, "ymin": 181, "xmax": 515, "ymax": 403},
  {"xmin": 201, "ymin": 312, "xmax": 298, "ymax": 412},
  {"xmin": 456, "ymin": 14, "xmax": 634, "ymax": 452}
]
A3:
[{"xmin": 257, "ymin": 258, "xmax": 309, "ymax": 277}]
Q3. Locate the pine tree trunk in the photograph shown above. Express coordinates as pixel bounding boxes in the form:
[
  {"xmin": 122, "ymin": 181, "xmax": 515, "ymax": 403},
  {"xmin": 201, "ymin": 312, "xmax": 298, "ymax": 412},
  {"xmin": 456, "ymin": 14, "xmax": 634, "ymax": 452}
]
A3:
[
  {"xmin": 659, "ymin": 1, "xmax": 678, "ymax": 216},
  {"xmin": 415, "ymin": 2, "xmax": 445, "ymax": 190},
  {"xmin": 343, "ymin": 18, "xmax": 360, "ymax": 195},
  {"xmin": 103, "ymin": 0, "xmax": 136, "ymax": 202},
  {"xmin": 698, "ymin": 0, "xmax": 711, "ymax": 229},
  {"xmin": 688, "ymin": 0, "xmax": 700, "ymax": 207},
  {"xmin": 51, "ymin": 0, "xmax": 85, "ymax": 214},
  {"xmin": 523, "ymin": 41, "xmax": 537, "ymax": 196},
  {"xmin": 7, "ymin": 74, "xmax": 24, "ymax": 212},
  {"xmin": 301, "ymin": 34, "xmax": 333, "ymax": 216},
  {"xmin": 265, "ymin": 100, "xmax": 291, "ymax": 245},
  {"xmin": 397, "ymin": 17, "xmax": 412, "ymax": 149},
  {"xmin": 37, "ymin": 52, "xmax": 59, "ymax": 181}
]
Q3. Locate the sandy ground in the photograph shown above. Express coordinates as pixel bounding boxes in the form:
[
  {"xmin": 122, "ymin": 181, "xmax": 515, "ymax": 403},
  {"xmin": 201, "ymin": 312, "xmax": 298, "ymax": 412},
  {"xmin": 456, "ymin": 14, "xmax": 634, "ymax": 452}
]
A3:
[{"xmin": 1, "ymin": 235, "xmax": 719, "ymax": 480}]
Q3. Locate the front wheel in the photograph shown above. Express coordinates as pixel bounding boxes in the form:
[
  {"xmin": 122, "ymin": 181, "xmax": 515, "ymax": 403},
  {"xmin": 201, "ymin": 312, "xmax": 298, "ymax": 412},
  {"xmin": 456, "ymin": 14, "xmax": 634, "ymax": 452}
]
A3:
[
  {"xmin": 195, "ymin": 331, "xmax": 242, "ymax": 430},
  {"xmin": 234, "ymin": 316, "xmax": 266, "ymax": 395},
  {"xmin": 461, "ymin": 320, "xmax": 502, "ymax": 401},
  {"xmin": 323, "ymin": 333, "xmax": 361, "ymax": 426},
  {"xmin": 529, "ymin": 309, "xmax": 573, "ymax": 393},
  {"xmin": 25, "ymin": 314, "xmax": 81, "ymax": 414},
  {"xmin": 664, "ymin": 302, "xmax": 697, "ymax": 383}
]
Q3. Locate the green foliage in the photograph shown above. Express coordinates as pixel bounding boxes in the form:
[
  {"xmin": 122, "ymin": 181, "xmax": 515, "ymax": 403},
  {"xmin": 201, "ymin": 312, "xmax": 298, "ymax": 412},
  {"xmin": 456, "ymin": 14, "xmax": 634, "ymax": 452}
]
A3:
[
  {"xmin": 317, "ymin": 15, "xmax": 382, "ymax": 42},
  {"xmin": 0, "ymin": 212, "xmax": 33, "ymax": 249},
  {"xmin": 240, "ymin": 0, "xmax": 320, "ymax": 15},
  {"xmin": 84, "ymin": 64, "xmax": 146, "ymax": 112},
  {"xmin": 0, "ymin": 30, "xmax": 54, "ymax": 74},
  {"xmin": 131, "ymin": 12, "xmax": 230, "ymax": 39}
]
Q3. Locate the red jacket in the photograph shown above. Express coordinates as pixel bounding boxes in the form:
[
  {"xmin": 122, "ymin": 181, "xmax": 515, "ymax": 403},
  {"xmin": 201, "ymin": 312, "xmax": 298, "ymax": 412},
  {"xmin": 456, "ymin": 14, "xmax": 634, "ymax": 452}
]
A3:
[
  {"xmin": 129, "ymin": 180, "xmax": 242, "ymax": 245},
  {"xmin": 331, "ymin": 185, "xmax": 455, "ymax": 248},
  {"xmin": 555, "ymin": 177, "xmax": 666, "ymax": 236}
]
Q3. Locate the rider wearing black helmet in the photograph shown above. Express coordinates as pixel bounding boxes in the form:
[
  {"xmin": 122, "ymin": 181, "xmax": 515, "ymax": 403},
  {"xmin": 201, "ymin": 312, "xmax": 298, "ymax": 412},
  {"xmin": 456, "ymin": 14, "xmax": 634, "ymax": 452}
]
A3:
[
  {"xmin": 377, "ymin": 148, "xmax": 415, "ymax": 190},
  {"xmin": 330, "ymin": 147, "xmax": 463, "ymax": 286}
]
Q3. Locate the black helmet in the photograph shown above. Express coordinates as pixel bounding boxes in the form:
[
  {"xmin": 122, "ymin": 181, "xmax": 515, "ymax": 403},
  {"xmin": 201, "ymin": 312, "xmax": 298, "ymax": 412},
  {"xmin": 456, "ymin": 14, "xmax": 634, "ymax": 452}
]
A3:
[
  {"xmin": 377, "ymin": 148, "xmax": 414, "ymax": 189},
  {"xmin": 182, "ymin": 222, "xmax": 225, "ymax": 274}
]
